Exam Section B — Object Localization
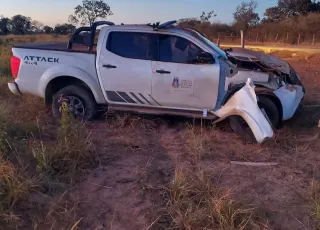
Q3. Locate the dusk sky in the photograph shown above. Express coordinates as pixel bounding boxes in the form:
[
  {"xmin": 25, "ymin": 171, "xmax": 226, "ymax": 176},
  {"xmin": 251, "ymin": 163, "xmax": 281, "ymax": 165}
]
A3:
[{"xmin": 0, "ymin": 0, "xmax": 278, "ymax": 26}]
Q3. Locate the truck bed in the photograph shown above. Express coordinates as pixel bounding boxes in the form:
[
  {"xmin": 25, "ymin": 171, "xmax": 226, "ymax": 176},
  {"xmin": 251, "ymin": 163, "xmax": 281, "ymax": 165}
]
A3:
[{"xmin": 13, "ymin": 42, "xmax": 95, "ymax": 53}]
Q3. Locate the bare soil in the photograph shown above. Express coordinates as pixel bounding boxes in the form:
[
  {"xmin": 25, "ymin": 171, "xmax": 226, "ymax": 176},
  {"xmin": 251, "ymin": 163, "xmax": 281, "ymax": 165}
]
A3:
[{"xmin": 10, "ymin": 53, "xmax": 320, "ymax": 230}]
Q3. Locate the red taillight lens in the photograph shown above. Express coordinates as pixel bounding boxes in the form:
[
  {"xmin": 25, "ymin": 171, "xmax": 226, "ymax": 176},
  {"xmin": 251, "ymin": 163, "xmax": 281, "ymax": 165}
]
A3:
[{"xmin": 10, "ymin": 56, "xmax": 21, "ymax": 79}]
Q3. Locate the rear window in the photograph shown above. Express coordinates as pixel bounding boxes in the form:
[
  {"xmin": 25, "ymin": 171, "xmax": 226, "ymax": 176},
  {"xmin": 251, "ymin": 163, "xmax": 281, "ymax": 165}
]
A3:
[{"xmin": 106, "ymin": 32, "xmax": 157, "ymax": 60}]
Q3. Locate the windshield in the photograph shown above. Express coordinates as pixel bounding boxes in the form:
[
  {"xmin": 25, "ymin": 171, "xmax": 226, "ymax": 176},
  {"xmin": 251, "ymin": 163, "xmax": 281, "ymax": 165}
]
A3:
[
  {"xmin": 199, "ymin": 34, "xmax": 227, "ymax": 59},
  {"xmin": 186, "ymin": 28, "xmax": 227, "ymax": 59}
]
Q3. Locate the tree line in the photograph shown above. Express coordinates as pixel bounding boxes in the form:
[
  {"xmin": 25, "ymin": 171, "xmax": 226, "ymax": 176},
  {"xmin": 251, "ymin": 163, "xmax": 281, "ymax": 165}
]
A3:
[
  {"xmin": 0, "ymin": 14, "xmax": 76, "ymax": 35},
  {"xmin": 1, "ymin": 0, "xmax": 320, "ymax": 43},
  {"xmin": 179, "ymin": 0, "xmax": 320, "ymax": 44},
  {"xmin": 0, "ymin": 0, "xmax": 112, "ymax": 35}
]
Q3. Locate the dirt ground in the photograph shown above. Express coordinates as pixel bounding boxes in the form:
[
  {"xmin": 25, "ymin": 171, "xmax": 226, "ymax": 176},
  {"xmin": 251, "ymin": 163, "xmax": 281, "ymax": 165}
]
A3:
[{"xmin": 48, "ymin": 53, "xmax": 319, "ymax": 230}]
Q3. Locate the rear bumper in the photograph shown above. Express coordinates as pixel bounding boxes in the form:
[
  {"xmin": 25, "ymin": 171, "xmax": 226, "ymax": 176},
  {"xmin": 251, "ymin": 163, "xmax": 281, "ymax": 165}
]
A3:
[{"xmin": 8, "ymin": 81, "xmax": 22, "ymax": 96}]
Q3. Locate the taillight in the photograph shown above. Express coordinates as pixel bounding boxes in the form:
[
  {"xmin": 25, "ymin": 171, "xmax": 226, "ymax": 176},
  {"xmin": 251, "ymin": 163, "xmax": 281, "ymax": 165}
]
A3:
[{"xmin": 10, "ymin": 56, "xmax": 21, "ymax": 79}]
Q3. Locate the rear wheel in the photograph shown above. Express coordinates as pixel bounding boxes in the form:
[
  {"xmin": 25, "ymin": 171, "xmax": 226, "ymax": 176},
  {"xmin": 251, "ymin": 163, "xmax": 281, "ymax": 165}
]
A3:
[{"xmin": 52, "ymin": 85, "xmax": 96, "ymax": 121}]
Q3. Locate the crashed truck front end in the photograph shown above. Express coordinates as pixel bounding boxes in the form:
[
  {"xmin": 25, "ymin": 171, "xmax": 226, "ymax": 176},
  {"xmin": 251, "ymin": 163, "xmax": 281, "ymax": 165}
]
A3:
[
  {"xmin": 225, "ymin": 48, "xmax": 305, "ymax": 121},
  {"xmin": 207, "ymin": 56, "xmax": 274, "ymax": 144},
  {"xmin": 214, "ymin": 78, "xmax": 274, "ymax": 143},
  {"xmin": 209, "ymin": 48, "xmax": 304, "ymax": 143}
]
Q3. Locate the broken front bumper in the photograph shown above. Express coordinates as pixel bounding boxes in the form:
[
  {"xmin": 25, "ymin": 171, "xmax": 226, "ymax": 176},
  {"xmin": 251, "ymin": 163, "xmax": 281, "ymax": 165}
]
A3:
[
  {"xmin": 274, "ymin": 84, "xmax": 304, "ymax": 120},
  {"xmin": 214, "ymin": 78, "xmax": 274, "ymax": 143}
]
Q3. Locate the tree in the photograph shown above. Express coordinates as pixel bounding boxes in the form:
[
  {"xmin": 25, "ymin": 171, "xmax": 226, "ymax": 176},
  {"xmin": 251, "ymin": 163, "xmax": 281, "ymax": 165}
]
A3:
[
  {"xmin": 54, "ymin": 24, "xmax": 76, "ymax": 34},
  {"xmin": 31, "ymin": 20, "xmax": 44, "ymax": 33},
  {"xmin": 0, "ymin": 15, "xmax": 11, "ymax": 34},
  {"xmin": 11, "ymin": 15, "xmax": 32, "ymax": 34},
  {"xmin": 263, "ymin": 6, "xmax": 284, "ymax": 23},
  {"xmin": 233, "ymin": 0, "xmax": 260, "ymax": 30},
  {"xmin": 43, "ymin": 26, "xmax": 53, "ymax": 34},
  {"xmin": 200, "ymin": 10, "xmax": 216, "ymax": 23},
  {"xmin": 264, "ymin": 0, "xmax": 320, "ymax": 22},
  {"xmin": 278, "ymin": 0, "xmax": 310, "ymax": 16},
  {"xmin": 69, "ymin": 0, "xmax": 113, "ymax": 26}
]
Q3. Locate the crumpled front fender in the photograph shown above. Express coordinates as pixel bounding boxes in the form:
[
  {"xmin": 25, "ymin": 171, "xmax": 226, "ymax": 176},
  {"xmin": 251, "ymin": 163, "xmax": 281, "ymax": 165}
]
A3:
[{"xmin": 213, "ymin": 78, "xmax": 274, "ymax": 143}]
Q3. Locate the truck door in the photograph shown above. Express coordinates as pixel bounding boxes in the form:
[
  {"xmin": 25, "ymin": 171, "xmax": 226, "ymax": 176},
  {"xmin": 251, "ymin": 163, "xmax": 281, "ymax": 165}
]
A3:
[
  {"xmin": 151, "ymin": 34, "xmax": 220, "ymax": 110},
  {"xmin": 97, "ymin": 31, "xmax": 157, "ymax": 105}
]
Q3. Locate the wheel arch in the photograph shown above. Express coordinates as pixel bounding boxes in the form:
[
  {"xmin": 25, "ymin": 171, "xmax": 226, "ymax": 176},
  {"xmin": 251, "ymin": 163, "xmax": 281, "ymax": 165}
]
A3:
[
  {"xmin": 45, "ymin": 76, "xmax": 94, "ymax": 105},
  {"xmin": 222, "ymin": 84, "xmax": 283, "ymax": 125},
  {"xmin": 40, "ymin": 65, "xmax": 106, "ymax": 105}
]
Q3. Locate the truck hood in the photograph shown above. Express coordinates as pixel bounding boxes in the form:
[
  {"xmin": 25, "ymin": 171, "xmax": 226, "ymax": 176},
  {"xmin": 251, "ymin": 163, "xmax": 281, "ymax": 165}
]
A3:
[{"xmin": 226, "ymin": 48, "xmax": 291, "ymax": 75}]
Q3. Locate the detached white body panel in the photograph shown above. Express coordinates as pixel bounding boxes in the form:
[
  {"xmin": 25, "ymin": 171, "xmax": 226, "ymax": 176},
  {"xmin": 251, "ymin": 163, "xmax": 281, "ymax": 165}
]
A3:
[
  {"xmin": 274, "ymin": 85, "xmax": 304, "ymax": 120},
  {"xmin": 214, "ymin": 79, "xmax": 274, "ymax": 143}
]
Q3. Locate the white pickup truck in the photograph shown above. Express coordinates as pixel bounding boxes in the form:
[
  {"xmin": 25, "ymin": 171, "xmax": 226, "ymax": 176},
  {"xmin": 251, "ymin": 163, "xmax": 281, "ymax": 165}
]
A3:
[{"xmin": 8, "ymin": 21, "xmax": 305, "ymax": 143}]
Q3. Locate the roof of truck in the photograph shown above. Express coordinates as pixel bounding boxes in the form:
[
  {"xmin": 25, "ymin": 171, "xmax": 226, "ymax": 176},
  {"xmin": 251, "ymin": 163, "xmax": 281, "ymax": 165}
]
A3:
[
  {"xmin": 93, "ymin": 20, "xmax": 198, "ymax": 36},
  {"xmin": 99, "ymin": 24, "xmax": 201, "ymax": 38}
]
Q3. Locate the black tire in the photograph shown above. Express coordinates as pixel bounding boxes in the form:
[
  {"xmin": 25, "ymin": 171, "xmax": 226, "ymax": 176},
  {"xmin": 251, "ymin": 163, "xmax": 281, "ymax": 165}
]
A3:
[
  {"xmin": 229, "ymin": 96, "xmax": 280, "ymax": 142},
  {"xmin": 52, "ymin": 85, "xmax": 96, "ymax": 121},
  {"xmin": 257, "ymin": 96, "xmax": 280, "ymax": 129}
]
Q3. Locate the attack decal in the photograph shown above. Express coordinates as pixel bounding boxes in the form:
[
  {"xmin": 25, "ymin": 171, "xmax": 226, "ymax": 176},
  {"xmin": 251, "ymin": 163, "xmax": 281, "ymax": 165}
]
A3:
[{"xmin": 24, "ymin": 56, "xmax": 59, "ymax": 65}]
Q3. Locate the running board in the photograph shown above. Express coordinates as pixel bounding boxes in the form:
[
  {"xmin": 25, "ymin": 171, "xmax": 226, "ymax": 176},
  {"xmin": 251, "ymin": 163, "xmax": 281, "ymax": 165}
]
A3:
[{"xmin": 108, "ymin": 104, "xmax": 218, "ymax": 120}]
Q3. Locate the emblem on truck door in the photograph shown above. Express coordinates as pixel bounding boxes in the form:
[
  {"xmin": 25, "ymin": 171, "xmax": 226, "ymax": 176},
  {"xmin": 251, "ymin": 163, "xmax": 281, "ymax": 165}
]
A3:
[{"xmin": 172, "ymin": 77, "xmax": 180, "ymax": 88}]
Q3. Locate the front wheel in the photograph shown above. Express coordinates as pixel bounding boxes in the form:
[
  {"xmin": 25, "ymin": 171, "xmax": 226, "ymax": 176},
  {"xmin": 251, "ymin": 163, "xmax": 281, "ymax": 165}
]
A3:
[
  {"xmin": 229, "ymin": 96, "xmax": 280, "ymax": 139},
  {"xmin": 257, "ymin": 96, "xmax": 280, "ymax": 129},
  {"xmin": 52, "ymin": 85, "xmax": 96, "ymax": 121}
]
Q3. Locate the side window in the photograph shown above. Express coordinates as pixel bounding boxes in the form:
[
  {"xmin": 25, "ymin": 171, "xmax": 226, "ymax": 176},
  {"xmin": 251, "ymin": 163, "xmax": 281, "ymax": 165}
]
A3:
[
  {"xmin": 107, "ymin": 32, "xmax": 157, "ymax": 60},
  {"xmin": 159, "ymin": 35, "xmax": 203, "ymax": 64}
]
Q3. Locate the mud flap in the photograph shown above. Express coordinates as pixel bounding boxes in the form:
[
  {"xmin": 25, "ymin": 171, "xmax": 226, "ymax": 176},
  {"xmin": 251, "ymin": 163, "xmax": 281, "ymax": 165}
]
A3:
[{"xmin": 213, "ymin": 78, "xmax": 274, "ymax": 143}]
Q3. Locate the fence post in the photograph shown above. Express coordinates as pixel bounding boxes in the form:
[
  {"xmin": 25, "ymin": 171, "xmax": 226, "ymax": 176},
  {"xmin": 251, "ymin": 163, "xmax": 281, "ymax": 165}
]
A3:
[
  {"xmin": 264, "ymin": 33, "xmax": 267, "ymax": 42},
  {"xmin": 256, "ymin": 33, "xmax": 259, "ymax": 42},
  {"xmin": 286, "ymin": 33, "xmax": 289, "ymax": 43},
  {"xmin": 298, "ymin": 34, "xmax": 301, "ymax": 46},
  {"xmin": 312, "ymin": 34, "xmax": 315, "ymax": 46},
  {"xmin": 217, "ymin": 32, "xmax": 221, "ymax": 47},
  {"xmin": 241, "ymin": 30, "xmax": 245, "ymax": 48},
  {"xmin": 275, "ymin": 33, "xmax": 279, "ymax": 42}
]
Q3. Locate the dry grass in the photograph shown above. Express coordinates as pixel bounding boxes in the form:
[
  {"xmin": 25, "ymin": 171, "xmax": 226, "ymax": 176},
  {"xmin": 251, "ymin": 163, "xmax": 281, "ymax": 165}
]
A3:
[
  {"xmin": 0, "ymin": 78, "xmax": 95, "ymax": 227},
  {"xmin": 106, "ymin": 112, "xmax": 159, "ymax": 131},
  {"xmin": 311, "ymin": 179, "xmax": 320, "ymax": 229},
  {"xmin": 184, "ymin": 122, "xmax": 213, "ymax": 161},
  {"xmin": 166, "ymin": 168, "xmax": 264, "ymax": 230},
  {"xmin": 32, "ymin": 190, "xmax": 82, "ymax": 230},
  {"xmin": 0, "ymin": 159, "xmax": 38, "ymax": 224},
  {"xmin": 31, "ymin": 104, "xmax": 95, "ymax": 183}
]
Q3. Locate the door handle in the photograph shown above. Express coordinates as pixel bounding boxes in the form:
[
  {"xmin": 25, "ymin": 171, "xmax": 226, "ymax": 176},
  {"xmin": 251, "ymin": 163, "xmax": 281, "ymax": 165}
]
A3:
[
  {"xmin": 156, "ymin": 70, "xmax": 171, "ymax": 74},
  {"xmin": 103, "ymin": 64, "xmax": 117, "ymax": 69}
]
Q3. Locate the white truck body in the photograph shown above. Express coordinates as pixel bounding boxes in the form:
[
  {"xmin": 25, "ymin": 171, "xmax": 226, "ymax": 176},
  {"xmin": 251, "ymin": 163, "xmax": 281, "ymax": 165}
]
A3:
[{"xmin": 8, "ymin": 21, "xmax": 305, "ymax": 143}]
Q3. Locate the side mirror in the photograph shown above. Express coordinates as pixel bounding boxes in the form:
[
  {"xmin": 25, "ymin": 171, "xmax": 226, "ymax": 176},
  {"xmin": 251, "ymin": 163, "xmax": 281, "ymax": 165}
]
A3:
[{"xmin": 196, "ymin": 52, "xmax": 214, "ymax": 64}]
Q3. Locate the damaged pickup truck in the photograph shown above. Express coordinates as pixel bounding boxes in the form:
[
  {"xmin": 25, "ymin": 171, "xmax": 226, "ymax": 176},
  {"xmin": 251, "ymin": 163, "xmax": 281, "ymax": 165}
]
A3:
[{"xmin": 7, "ymin": 20, "xmax": 305, "ymax": 143}]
